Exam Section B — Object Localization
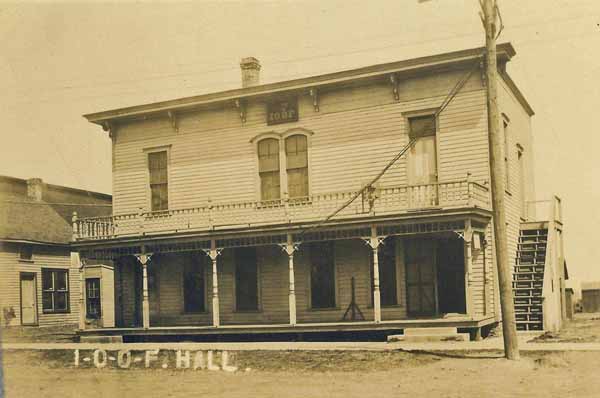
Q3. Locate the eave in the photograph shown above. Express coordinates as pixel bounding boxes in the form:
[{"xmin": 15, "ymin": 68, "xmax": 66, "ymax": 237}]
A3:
[{"xmin": 84, "ymin": 43, "xmax": 518, "ymax": 128}]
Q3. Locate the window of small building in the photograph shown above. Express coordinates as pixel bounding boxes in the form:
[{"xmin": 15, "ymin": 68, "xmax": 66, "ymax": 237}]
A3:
[
  {"xmin": 258, "ymin": 138, "xmax": 281, "ymax": 201},
  {"xmin": 183, "ymin": 255, "xmax": 206, "ymax": 313},
  {"xmin": 370, "ymin": 238, "xmax": 398, "ymax": 306},
  {"xmin": 85, "ymin": 278, "xmax": 101, "ymax": 319},
  {"xmin": 285, "ymin": 134, "xmax": 309, "ymax": 198},
  {"xmin": 235, "ymin": 247, "xmax": 259, "ymax": 311},
  {"xmin": 19, "ymin": 245, "xmax": 33, "ymax": 261},
  {"xmin": 42, "ymin": 268, "xmax": 69, "ymax": 313},
  {"xmin": 310, "ymin": 241, "xmax": 336, "ymax": 309},
  {"xmin": 148, "ymin": 150, "xmax": 169, "ymax": 211}
]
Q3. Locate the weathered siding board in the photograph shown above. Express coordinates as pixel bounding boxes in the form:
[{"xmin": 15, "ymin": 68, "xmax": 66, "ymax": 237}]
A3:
[
  {"xmin": 0, "ymin": 243, "xmax": 80, "ymax": 327},
  {"xmin": 111, "ymin": 69, "xmax": 488, "ymax": 215},
  {"xmin": 497, "ymin": 76, "xmax": 535, "ymax": 285}
]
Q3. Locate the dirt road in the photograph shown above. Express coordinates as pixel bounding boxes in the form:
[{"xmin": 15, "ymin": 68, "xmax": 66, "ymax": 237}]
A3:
[{"xmin": 2, "ymin": 349, "xmax": 598, "ymax": 398}]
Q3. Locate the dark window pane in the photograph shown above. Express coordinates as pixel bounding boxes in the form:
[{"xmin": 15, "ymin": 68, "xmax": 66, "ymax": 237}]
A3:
[
  {"xmin": 20, "ymin": 245, "xmax": 33, "ymax": 260},
  {"xmin": 183, "ymin": 256, "xmax": 205, "ymax": 313},
  {"xmin": 235, "ymin": 248, "xmax": 259, "ymax": 311},
  {"xmin": 55, "ymin": 271, "xmax": 68, "ymax": 291},
  {"xmin": 42, "ymin": 292, "xmax": 53, "ymax": 311},
  {"xmin": 310, "ymin": 242, "xmax": 336, "ymax": 308},
  {"xmin": 42, "ymin": 270, "xmax": 53, "ymax": 291},
  {"xmin": 86, "ymin": 278, "xmax": 101, "ymax": 318},
  {"xmin": 54, "ymin": 292, "xmax": 68, "ymax": 311},
  {"xmin": 409, "ymin": 115, "xmax": 436, "ymax": 138}
]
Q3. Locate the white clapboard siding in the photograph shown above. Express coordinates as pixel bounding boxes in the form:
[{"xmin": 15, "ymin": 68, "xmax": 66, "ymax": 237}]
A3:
[{"xmin": 0, "ymin": 244, "xmax": 80, "ymax": 327}]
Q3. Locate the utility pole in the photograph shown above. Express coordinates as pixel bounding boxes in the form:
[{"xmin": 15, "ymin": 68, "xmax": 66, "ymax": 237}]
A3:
[{"xmin": 481, "ymin": 0, "xmax": 520, "ymax": 360}]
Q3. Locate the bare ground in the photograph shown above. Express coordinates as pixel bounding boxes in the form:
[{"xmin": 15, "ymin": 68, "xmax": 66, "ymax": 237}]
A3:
[
  {"xmin": 0, "ymin": 324, "xmax": 77, "ymax": 344},
  {"xmin": 531, "ymin": 312, "xmax": 600, "ymax": 343},
  {"xmin": 2, "ymin": 349, "xmax": 599, "ymax": 398}
]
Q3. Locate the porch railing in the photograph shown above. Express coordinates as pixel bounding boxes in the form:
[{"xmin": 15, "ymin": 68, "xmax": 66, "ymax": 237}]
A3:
[{"xmin": 72, "ymin": 179, "xmax": 490, "ymax": 241}]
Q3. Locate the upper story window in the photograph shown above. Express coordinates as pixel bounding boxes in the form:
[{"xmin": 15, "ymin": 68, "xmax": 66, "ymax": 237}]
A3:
[
  {"xmin": 285, "ymin": 134, "xmax": 308, "ymax": 198},
  {"xmin": 19, "ymin": 244, "xmax": 33, "ymax": 261},
  {"xmin": 258, "ymin": 138, "xmax": 281, "ymax": 201},
  {"xmin": 407, "ymin": 115, "xmax": 437, "ymax": 186},
  {"xmin": 148, "ymin": 150, "xmax": 168, "ymax": 211}
]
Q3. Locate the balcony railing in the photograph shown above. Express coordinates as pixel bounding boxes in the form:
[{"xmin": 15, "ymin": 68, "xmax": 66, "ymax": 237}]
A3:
[{"xmin": 72, "ymin": 179, "xmax": 490, "ymax": 241}]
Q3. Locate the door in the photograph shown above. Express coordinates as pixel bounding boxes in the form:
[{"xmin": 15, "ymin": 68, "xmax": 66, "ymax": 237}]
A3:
[
  {"xmin": 20, "ymin": 273, "xmax": 38, "ymax": 325},
  {"xmin": 405, "ymin": 240, "xmax": 437, "ymax": 317},
  {"xmin": 436, "ymin": 239, "xmax": 466, "ymax": 314},
  {"xmin": 407, "ymin": 115, "xmax": 438, "ymax": 207}
]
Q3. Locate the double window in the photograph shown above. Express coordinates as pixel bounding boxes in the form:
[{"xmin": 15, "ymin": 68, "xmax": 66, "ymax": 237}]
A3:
[
  {"xmin": 148, "ymin": 150, "xmax": 169, "ymax": 211},
  {"xmin": 257, "ymin": 134, "xmax": 309, "ymax": 201},
  {"xmin": 42, "ymin": 268, "xmax": 69, "ymax": 313}
]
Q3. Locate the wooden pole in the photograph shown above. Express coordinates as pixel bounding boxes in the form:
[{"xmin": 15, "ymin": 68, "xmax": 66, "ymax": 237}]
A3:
[
  {"xmin": 482, "ymin": 0, "xmax": 520, "ymax": 360},
  {"xmin": 77, "ymin": 254, "xmax": 86, "ymax": 331}
]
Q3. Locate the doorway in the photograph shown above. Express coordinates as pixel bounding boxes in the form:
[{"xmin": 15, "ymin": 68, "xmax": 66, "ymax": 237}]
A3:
[
  {"xmin": 20, "ymin": 272, "xmax": 38, "ymax": 325},
  {"xmin": 405, "ymin": 240, "xmax": 437, "ymax": 317},
  {"xmin": 436, "ymin": 238, "xmax": 466, "ymax": 314}
]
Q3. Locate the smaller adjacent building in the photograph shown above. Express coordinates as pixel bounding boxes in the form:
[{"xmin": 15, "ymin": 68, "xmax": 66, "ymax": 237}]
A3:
[
  {"xmin": 581, "ymin": 282, "xmax": 600, "ymax": 313},
  {"xmin": 0, "ymin": 176, "xmax": 112, "ymax": 327}
]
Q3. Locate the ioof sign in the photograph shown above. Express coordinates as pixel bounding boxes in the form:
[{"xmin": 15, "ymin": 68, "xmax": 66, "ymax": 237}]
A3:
[
  {"xmin": 267, "ymin": 98, "xmax": 298, "ymax": 125},
  {"xmin": 74, "ymin": 349, "xmax": 237, "ymax": 371}
]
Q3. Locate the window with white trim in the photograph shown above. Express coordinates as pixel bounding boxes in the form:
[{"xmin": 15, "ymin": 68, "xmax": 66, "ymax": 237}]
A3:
[
  {"xmin": 148, "ymin": 150, "xmax": 169, "ymax": 211},
  {"xmin": 258, "ymin": 138, "xmax": 281, "ymax": 201},
  {"xmin": 285, "ymin": 134, "xmax": 309, "ymax": 198},
  {"xmin": 42, "ymin": 268, "xmax": 69, "ymax": 313}
]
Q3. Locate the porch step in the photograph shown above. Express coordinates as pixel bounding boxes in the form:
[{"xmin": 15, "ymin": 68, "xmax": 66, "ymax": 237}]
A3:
[
  {"xmin": 387, "ymin": 327, "xmax": 470, "ymax": 343},
  {"xmin": 79, "ymin": 335, "xmax": 124, "ymax": 344}
]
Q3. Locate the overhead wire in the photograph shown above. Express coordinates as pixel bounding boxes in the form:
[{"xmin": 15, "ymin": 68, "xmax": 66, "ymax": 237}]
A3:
[{"xmin": 298, "ymin": 57, "xmax": 482, "ymax": 238}]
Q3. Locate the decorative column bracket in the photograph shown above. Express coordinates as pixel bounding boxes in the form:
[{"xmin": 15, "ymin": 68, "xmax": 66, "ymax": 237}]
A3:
[
  {"xmin": 309, "ymin": 88, "xmax": 319, "ymax": 112},
  {"xmin": 362, "ymin": 236, "xmax": 386, "ymax": 250},
  {"xmin": 167, "ymin": 110, "xmax": 179, "ymax": 133},
  {"xmin": 389, "ymin": 73, "xmax": 400, "ymax": 101},
  {"xmin": 234, "ymin": 99, "xmax": 247, "ymax": 123},
  {"xmin": 101, "ymin": 121, "xmax": 117, "ymax": 139}
]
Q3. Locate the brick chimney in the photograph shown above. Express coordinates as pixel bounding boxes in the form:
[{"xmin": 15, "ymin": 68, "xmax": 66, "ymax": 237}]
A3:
[
  {"xmin": 240, "ymin": 57, "xmax": 261, "ymax": 88},
  {"xmin": 26, "ymin": 178, "xmax": 44, "ymax": 202}
]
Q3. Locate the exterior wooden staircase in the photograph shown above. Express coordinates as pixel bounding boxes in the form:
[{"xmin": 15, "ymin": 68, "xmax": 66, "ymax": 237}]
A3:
[{"xmin": 513, "ymin": 227, "xmax": 548, "ymax": 331}]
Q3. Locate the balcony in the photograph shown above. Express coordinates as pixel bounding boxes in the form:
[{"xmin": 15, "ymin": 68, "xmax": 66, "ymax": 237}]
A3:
[{"xmin": 72, "ymin": 179, "xmax": 490, "ymax": 241}]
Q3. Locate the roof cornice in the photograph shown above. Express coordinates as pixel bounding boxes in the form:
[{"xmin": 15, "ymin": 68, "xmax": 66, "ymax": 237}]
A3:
[{"xmin": 84, "ymin": 43, "xmax": 517, "ymax": 127}]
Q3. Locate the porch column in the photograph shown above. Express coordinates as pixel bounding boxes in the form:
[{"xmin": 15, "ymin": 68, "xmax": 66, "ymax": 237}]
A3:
[
  {"xmin": 281, "ymin": 234, "xmax": 298, "ymax": 326},
  {"xmin": 206, "ymin": 240, "xmax": 222, "ymax": 327},
  {"xmin": 366, "ymin": 225, "xmax": 382, "ymax": 324},
  {"xmin": 464, "ymin": 220, "xmax": 473, "ymax": 317},
  {"xmin": 137, "ymin": 253, "xmax": 152, "ymax": 329},
  {"xmin": 75, "ymin": 253, "xmax": 86, "ymax": 331}
]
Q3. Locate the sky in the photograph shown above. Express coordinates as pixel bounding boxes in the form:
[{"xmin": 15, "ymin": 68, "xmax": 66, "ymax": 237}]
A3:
[{"xmin": 1, "ymin": 0, "xmax": 599, "ymax": 282}]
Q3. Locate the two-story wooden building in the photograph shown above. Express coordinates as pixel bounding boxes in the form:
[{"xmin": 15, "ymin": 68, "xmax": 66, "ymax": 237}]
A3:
[{"xmin": 72, "ymin": 43, "xmax": 567, "ymax": 341}]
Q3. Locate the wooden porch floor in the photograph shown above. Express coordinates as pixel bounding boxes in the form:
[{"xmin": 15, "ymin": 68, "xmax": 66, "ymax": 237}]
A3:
[{"xmin": 79, "ymin": 316, "xmax": 497, "ymax": 337}]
